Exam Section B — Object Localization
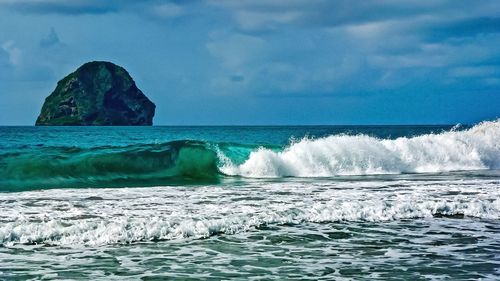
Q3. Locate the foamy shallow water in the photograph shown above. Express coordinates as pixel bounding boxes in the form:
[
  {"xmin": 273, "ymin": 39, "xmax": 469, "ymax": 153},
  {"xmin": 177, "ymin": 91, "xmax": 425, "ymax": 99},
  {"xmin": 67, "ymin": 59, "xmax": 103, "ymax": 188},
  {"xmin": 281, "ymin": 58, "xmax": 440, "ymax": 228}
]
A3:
[{"xmin": 1, "ymin": 172, "xmax": 499, "ymax": 279}]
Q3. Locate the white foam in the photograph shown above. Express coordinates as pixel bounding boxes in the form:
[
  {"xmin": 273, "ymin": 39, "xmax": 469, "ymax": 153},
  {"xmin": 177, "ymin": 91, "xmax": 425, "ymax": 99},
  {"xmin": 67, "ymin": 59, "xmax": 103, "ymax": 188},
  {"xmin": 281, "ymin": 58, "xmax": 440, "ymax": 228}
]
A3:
[
  {"xmin": 1, "ymin": 198, "xmax": 498, "ymax": 246},
  {"xmin": 1, "ymin": 179, "xmax": 499, "ymax": 246},
  {"xmin": 220, "ymin": 120, "xmax": 500, "ymax": 177}
]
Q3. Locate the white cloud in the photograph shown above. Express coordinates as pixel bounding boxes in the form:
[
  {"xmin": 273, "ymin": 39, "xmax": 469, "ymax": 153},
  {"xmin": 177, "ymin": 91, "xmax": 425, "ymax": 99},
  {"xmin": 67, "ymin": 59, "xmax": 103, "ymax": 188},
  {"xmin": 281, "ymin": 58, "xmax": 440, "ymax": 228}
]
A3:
[
  {"xmin": 151, "ymin": 3, "xmax": 184, "ymax": 18},
  {"xmin": 449, "ymin": 66, "xmax": 499, "ymax": 77},
  {"xmin": 230, "ymin": 9, "xmax": 302, "ymax": 30},
  {"xmin": 482, "ymin": 77, "xmax": 500, "ymax": 85},
  {"xmin": 1, "ymin": 40, "xmax": 22, "ymax": 66},
  {"xmin": 206, "ymin": 31, "xmax": 266, "ymax": 70},
  {"xmin": 205, "ymin": 31, "xmax": 267, "ymax": 95},
  {"xmin": 208, "ymin": 0, "xmax": 320, "ymax": 30}
]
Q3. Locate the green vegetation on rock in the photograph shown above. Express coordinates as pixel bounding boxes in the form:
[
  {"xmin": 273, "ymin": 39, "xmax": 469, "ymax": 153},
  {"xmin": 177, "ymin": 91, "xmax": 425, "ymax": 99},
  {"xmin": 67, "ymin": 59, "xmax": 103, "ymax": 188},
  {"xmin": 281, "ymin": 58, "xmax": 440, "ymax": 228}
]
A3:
[{"xmin": 36, "ymin": 61, "xmax": 155, "ymax": 126}]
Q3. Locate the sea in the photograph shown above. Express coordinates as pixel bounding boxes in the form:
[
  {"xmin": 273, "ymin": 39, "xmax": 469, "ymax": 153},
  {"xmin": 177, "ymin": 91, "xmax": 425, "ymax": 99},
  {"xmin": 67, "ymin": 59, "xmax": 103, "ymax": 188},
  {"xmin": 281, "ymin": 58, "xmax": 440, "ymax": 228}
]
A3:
[{"xmin": 0, "ymin": 121, "xmax": 499, "ymax": 280}]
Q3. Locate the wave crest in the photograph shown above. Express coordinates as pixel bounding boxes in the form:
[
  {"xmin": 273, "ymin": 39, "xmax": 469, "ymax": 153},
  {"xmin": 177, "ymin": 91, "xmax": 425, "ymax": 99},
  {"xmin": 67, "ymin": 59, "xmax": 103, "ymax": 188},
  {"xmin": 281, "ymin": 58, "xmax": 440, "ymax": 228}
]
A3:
[{"xmin": 220, "ymin": 120, "xmax": 500, "ymax": 177}]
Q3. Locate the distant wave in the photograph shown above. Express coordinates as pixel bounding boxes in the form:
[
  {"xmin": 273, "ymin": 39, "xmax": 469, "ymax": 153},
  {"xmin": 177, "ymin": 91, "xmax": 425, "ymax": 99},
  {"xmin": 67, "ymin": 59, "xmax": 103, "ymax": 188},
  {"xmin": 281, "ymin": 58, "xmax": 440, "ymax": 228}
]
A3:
[
  {"xmin": 220, "ymin": 120, "xmax": 500, "ymax": 177},
  {"xmin": 1, "ymin": 120, "xmax": 499, "ymax": 191}
]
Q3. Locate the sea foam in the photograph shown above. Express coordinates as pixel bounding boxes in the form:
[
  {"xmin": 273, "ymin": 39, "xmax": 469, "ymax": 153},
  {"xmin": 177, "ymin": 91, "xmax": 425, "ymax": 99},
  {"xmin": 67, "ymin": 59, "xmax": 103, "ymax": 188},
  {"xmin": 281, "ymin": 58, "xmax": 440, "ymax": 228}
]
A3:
[
  {"xmin": 1, "ymin": 195, "xmax": 498, "ymax": 246},
  {"xmin": 1, "ymin": 178, "xmax": 499, "ymax": 247},
  {"xmin": 220, "ymin": 120, "xmax": 500, "ymax": 177}
]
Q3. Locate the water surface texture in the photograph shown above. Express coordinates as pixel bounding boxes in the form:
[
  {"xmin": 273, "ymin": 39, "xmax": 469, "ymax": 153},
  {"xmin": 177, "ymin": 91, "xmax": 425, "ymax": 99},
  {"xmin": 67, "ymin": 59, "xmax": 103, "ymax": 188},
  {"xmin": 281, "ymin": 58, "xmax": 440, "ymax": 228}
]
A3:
[{"xmin": 1, "ymin": 122, "xmax": 499, "ymax": 279}]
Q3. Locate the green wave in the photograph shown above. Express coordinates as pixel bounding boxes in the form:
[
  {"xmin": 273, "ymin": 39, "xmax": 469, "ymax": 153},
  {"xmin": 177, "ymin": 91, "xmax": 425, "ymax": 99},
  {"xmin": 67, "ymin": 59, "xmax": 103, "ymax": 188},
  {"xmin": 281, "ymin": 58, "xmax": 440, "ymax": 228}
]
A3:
[{"xmin": 0, "ymin": 140, "xmax": 227, "ymax": 191}]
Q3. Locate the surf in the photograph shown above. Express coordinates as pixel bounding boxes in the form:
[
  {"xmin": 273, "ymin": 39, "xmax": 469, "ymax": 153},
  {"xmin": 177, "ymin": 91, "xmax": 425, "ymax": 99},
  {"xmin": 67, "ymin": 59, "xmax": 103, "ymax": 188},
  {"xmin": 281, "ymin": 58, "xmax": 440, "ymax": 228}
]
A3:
[
  {"xmin": 1, "ymin": 120, "xmax": 499, "ymax": 191},
  {"xmin": 1, "ymin": 180, "xmax": 499, "ymax": 247},
  {"xmin": 221, "ymin": 120, "xmax": 500, "ymax": 177}
]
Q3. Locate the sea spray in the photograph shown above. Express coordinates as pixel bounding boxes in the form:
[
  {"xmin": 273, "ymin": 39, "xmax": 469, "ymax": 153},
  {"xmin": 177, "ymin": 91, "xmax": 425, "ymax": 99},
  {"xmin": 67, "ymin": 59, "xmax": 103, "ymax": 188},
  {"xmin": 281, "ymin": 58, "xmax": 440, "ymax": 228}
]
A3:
[{"xmin": 221, "ymin": 120, "xmax": 500, "ymax": 177}]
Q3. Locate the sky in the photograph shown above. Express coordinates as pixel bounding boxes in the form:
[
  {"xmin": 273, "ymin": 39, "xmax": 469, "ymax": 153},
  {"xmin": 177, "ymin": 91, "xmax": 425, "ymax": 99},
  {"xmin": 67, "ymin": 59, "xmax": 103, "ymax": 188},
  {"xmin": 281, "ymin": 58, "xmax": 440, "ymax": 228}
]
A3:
[{"xmin": 0, "ymin": 0, "xmax": 499, "ymax": 125}]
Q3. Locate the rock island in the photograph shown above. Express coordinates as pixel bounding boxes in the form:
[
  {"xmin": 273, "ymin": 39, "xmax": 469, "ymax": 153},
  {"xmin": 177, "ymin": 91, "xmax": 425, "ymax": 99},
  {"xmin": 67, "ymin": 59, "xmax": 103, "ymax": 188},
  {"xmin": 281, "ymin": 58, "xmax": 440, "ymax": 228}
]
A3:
[{"xmin": 36, "ymin": 61, "xmax": 155, "ymax": 126}]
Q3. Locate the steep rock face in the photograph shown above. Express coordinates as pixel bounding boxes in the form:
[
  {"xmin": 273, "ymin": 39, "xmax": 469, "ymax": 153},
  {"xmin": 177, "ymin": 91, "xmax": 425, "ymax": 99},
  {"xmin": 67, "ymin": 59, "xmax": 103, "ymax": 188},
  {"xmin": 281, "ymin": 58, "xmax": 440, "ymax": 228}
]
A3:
[{"xmin": 36, "ymin": 61, "xmax": 155, "ymax": 126}]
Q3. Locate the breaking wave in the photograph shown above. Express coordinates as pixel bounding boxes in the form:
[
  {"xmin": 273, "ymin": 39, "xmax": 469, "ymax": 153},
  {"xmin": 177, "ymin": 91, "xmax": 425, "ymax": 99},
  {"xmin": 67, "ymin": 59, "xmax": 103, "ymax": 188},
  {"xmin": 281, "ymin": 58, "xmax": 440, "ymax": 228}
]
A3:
[
  {"xmin": 221, "ymin": 120, "xmax": 500, "ymax": 177},
  {"xmin": 1, "ymin": 120, "xmax": 499, "ymax": 191}
]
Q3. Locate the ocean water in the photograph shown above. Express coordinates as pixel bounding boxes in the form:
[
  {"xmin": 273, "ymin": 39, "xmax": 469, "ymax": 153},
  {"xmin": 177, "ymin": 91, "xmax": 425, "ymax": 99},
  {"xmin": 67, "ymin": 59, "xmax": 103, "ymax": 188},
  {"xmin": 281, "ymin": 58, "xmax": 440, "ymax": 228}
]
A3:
[{"xmin": 1, "ymin": 121, "xmax": 500, "ymax": 280}]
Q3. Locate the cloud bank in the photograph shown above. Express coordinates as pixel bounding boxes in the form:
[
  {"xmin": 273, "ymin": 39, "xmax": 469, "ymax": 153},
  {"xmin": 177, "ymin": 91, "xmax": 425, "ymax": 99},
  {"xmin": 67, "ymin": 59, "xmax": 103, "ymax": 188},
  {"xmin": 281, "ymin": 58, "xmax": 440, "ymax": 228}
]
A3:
[{"xmin": 0, "ymin": 0, "xmax": 499, "ymax": 124}]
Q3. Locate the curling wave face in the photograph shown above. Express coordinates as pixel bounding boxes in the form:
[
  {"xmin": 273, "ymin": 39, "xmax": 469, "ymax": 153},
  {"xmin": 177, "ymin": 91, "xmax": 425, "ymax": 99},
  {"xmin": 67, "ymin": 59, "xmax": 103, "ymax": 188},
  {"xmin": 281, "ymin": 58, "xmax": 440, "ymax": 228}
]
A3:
[
  {"xmin": 0, "ymin": 140, "xmax": 220, "ymax": 191},
  {"xmin": 1, "ymin": 120, "xmax": 499, "ymax": 191}
]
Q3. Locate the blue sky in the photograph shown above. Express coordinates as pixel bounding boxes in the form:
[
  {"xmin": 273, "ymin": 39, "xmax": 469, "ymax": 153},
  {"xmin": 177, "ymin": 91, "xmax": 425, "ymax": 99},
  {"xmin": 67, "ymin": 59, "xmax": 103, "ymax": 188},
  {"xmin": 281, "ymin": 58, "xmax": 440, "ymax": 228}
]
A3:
[{"xmin": 0, "ymin": 0, "xmax": 499, "ymax": 125}]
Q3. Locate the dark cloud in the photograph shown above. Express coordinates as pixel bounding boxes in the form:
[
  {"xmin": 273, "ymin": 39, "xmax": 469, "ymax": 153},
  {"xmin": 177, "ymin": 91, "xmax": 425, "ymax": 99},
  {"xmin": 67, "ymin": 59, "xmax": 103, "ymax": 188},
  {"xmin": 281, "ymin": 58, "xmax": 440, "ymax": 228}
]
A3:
[
  {"xmin": 230, "ymin": 75, "xmax": 244, "ymax": 82},
  {"xmin": 39, "ymin": 27, "xmax": 61, "ymax": 48},
  {"xmin": 203, "ymin": 0, "xmax": 500, "ymax": 99},
  {"xmin": 423, "ymin": 17, "xmax": 500, "ymax": 41},
  {"xmin": 210, "ymin": 0, "xmax": 500, "ymax": 31},
  {"xmin": 0, "ymin": 48, "xmax": 11, "ymax": 78},
  {"xmin": 0, "ymin": 0, "xmax": 118, "ymax": 15},
  {"xmin": 0, "ymin": 0, "xmax": 200, "ymax": 15},
  {"xmin": 0, "ymin": 47, "xmax": 9, "ymax": 63}
]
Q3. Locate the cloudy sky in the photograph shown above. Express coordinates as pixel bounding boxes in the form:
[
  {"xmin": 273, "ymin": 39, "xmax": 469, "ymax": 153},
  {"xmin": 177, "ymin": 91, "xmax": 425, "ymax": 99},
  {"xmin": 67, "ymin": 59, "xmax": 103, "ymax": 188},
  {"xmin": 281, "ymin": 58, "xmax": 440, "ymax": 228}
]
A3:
[{"xmin": 1, "ymin": 0, "xmax": 499, "ymax": 125}]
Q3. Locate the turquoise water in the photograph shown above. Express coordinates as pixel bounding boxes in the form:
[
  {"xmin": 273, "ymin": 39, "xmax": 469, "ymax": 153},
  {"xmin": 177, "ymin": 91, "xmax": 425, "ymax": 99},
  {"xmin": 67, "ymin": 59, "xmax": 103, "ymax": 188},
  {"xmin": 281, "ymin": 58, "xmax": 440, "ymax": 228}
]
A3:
[
  {"xmin": 1, "ymin": 122, "xmax": 500, "ymax": 279},
  {"xmin": 0, "ymin": 125, "xmax": 466, "ymax": 191}
]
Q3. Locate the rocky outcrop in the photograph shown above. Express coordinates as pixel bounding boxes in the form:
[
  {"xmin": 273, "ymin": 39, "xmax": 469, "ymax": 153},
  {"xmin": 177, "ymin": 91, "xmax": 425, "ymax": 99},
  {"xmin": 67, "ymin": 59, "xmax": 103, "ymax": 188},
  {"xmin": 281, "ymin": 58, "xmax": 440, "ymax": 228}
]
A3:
[{"xmin": 36, "ymin": 61, "xmax": 155, "ymax": 126}]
